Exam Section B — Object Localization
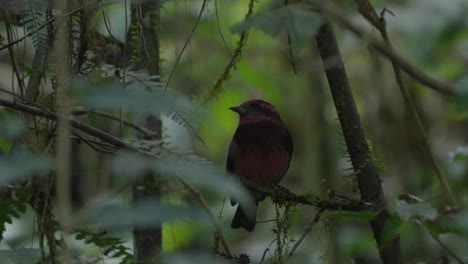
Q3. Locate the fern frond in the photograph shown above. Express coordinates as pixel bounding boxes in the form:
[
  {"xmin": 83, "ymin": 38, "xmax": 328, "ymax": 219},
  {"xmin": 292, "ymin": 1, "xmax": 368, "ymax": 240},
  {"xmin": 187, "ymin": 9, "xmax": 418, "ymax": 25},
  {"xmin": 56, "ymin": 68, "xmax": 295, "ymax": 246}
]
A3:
[
  {"xmin": 20, "ymin": 0, "xmax": 49, "ymax": 55},
  {"xmin": 169, "ymin": 112, "xmax": 206, "ymax": 147},
  {"xmin": 124, "ymin": 138, "xmax": 211, "ymax": 166},
  {"xmin": 74, "ymin": 229, "xmax": 135, "ymax": 263},
  {"xmin": 0, "ymin": 197, "xmax": 27, "ymax": 241}
]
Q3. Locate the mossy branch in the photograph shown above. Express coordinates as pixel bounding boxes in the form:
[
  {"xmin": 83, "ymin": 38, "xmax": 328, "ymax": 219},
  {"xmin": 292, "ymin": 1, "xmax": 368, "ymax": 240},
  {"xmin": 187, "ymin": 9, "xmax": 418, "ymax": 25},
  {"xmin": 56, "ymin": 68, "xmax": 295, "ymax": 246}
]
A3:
[
  {"xmin": 250, "ymin": 184, "xmax": 370, "ymax": 212},
  {"xmin": 315, "ymin": 23, "xmax": 404, "ymax": 263},
  {"xmin": 201, "ymin": 0, "xmax": 256, "ymax": 104}
]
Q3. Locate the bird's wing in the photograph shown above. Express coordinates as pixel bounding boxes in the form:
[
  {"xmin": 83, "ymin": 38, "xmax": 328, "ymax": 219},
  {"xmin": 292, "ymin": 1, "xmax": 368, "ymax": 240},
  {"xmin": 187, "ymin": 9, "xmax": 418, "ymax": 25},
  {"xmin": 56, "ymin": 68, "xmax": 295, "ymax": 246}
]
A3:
[
  {"xmin": 227, "ymin": 129, "xmax": 242, "ymax": 205},
  {"xmin": 226, "ymin": 134, "xmax": 240, "ymax": 174},
  {"xmin": 283, "ymin": 127, "xmax": 294, "ymax": 167}
]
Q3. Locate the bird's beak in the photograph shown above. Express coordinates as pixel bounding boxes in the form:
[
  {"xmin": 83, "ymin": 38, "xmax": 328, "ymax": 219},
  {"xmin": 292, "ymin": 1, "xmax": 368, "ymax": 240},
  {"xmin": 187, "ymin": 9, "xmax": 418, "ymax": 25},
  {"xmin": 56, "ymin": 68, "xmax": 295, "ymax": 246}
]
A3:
[{"xmin": 229, "ymin": 106, "xmax": 247, "ymax": 114}]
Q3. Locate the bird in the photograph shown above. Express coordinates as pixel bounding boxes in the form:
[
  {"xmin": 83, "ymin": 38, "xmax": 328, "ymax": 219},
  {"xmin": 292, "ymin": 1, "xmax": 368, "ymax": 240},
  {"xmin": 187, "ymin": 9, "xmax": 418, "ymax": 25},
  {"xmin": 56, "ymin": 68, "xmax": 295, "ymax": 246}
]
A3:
[{"xmin": 227, "ymin": 99, "xmax": 293, "ymax": 231}]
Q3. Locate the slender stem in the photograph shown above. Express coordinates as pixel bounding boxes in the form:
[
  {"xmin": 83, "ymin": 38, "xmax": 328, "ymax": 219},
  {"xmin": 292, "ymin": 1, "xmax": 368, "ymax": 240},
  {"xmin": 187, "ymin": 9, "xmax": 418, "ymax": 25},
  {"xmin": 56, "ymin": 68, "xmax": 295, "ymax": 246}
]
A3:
[
  {"xmin": 180, "ymin": 180, "xmax": 234, "ymax": 258},
  {"xmin": 0, "ymin": 98, "xmax": 134, "ymax": 150},
  {"xmin": 53, "ymin": 0, "xmax": 72, "ymax": 260},
  {"xmin": 71, "ymin": 108, "xmax": 158, "ymax": 138},
  {"xmin": 352, "ymin": 0, "xmax": 458, "ymax": 208}
]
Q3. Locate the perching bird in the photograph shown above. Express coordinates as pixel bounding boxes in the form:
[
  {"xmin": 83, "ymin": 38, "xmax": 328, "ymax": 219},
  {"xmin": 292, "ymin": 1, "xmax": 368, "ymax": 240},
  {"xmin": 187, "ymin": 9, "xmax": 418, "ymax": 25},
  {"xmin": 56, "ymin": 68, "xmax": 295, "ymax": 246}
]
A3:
[{"xmin": 227, "ymin": 99, "xmax": 293, "ymax": 231}]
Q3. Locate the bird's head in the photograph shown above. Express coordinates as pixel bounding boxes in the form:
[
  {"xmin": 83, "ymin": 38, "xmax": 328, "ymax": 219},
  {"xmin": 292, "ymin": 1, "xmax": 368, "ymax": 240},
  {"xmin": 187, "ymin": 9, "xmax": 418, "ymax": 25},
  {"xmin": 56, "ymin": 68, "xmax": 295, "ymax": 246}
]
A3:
[{"xmin": 229, "ymin": 99, "xmax": 282, "ymax": 124}]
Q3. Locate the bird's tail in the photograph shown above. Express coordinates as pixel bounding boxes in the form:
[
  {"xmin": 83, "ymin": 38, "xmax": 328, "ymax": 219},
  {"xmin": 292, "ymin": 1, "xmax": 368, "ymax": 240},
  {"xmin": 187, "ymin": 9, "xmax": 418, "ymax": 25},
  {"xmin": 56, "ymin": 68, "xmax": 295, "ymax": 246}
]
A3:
[{"xmin": 231, "ymin": 199, "xmax": 258, "ymax": 232}]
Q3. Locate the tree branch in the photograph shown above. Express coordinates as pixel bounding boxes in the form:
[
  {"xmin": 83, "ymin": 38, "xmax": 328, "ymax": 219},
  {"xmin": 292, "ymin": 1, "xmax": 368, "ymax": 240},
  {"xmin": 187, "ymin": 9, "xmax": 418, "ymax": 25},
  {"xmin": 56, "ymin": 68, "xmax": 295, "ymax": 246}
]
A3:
[
  {"xmin": 179, "ymin": 180, "xmax": 234, "ymax": 258},
  {"xmin": 0, "ymin": 98, "xmax": 133, "ymax": 150},
  {"xmin": 0, "ymin": 97, "xmax": 373, "ymax": 261},
  {"xmin": 315, "ymin": 23, "xmax": 404, "ymax": 263},
  {"xmin": 353, "ymin": 0, "xmax": 458, "ymax": 208},
  {"xmin": 311, "ymin": 0, "xmax": 457, "ymax": 96},
  {"xmin": 253, "ymin": 185, "xmax": 368, "ymax": 212},
  {"xmin": 71, "ymin": 108, "xmax": 158, "ymax": 139}
]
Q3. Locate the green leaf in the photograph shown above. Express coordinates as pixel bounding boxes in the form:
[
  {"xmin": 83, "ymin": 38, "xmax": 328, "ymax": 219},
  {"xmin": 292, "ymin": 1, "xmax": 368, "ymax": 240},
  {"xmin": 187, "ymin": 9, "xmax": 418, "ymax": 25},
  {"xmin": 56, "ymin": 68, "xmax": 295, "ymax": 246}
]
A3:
[
  {"xmin": 0, "ymin": 115, "xmax": 25, "ymax": 140},
  {"xmin": 381, "ymin": 213, "xmax": 403, "ymax": 244},
  {"xmin": 74, "ymin": 229, "xmax": 135, "ymax": 261},
  {"xmin": 453, "ymin": 152, "xmax": 468, "ymax": 161},
  {"xmin": 395, "ymin": 200, "xmax": 438, "ymax": 221},
  {"xmin": 449, "ymin": 146, "xmax": 468, "ymax": 162},
  {"xmin": 80, "ymin": 87, "xmax": 194, "ymax": 114},
  {"xmin": 0, "ymin": 149, "xmax": 52, "ymax": 185},
  {"xmin": 0, "ymin": 248, "xmax": 41, "ymax": 263},
  {"xmin": 449, "ymin": 211, "xmax": 468, "ymax": 237},
  {"xmin": 110, "ymin": 152, "xmax": 255, "ymax": 212},
  {"xmin": 83, "ymin": 199, "xmax": 206, "ymax": 229},
  {"xmin": 72, "ymin": 73, "xmax": 198, "ymax": 116},
  {"xmin": 230, "ymin": 1, "xmax": 323, "ymax": 51},
  {"xmin": 0, "ymin": 198, "xmax": 27, "ymax": 241}
]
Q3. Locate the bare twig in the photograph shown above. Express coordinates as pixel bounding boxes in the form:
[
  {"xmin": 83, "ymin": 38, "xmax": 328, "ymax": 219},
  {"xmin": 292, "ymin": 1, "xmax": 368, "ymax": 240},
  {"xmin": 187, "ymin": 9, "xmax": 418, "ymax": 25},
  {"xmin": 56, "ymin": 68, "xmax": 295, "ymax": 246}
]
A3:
[
  {"xmin": 202, "ymin": 0, "xmax": 256, "ymax": 103},
  {"xmin": 214, "ymin": 0, "xmax": 232, "ymax": 57},
  {"xmin": 71, "ymin": 108, "xmax": 158, "ymax": 138},
  {"xmin": 0, "ymin": 88, "xmax": 156, "ymax": 139},
  {"xmin": 285, "ymin": 0, "xmax": 297, "ymax": 74},
  {"xmin": 164, "ymin": 0, "xmax": 208, "ymax": 92},
  {"xmin": 0, "ymin": 98, "xmax": 136, "ymax": 150},
  {"xmin": 424, "ymin": 224, "xmax": 465, "ymax": 264},
  {"xmin": 179, "ymin": 179, "xmax": 234, "ymax": 258},
  {"xmin": 311, "ymin": 0, "xmax": 457, "ymax": 96},
  {"xmin": 288, "ymin": 208, "xmax": 324, "ymax": 257},
  {"xmin": 72, "ymin": 132, "xmax": 116, "ymax": 154},
  {"xmin": 353, "ymin": 0, "xmax": 458, "ymax": 208}
]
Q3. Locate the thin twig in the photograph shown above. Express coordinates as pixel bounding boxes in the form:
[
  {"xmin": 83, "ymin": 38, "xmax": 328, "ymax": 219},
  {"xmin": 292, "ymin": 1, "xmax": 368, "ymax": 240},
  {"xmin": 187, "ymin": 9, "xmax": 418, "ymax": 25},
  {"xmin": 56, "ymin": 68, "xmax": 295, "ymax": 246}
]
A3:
[
  {"xmin": 0, "ymin": 89, "xmax": 156, "ymax": 139},
  {"xmin": 285, "ymin": 0, "xmax": 297, "ymax": 74},
  {"xmin": 71, "ymin": 108, "xmax": 158, "ymax": 138},
  {"xmin": 214, "ymin": 0, "xmax": 232, "ymax": 57},
  {"xmin": 179, "ymin": 179, "xmax": 234, "ymax": 258},
  {"xmin": 202, "ymin": 0, "xmax": 256, "ymax": 104},
  {"xmin": 288, "ymin": 208, "xmax": 324, "ymax": 257},
  {"xmin": 311, "ymin": 0, "xmax": 457, "ymax": 96},
  {"xmin": 259, "ymin": 248, "xmax": 270, "ymax": 264},
  {"xmin": 424, "ymin": 223, "xmax": 465, "ymax": 264},
  {"xmin": 0, "ymin": 98, "xmax": 137, "ymax": 150},
  {"xmin": 353, "ymin": 0, "xmax": 458, "ymax": 208},
  {"xmin": 72, "ymin": 132, "xmax": 116, "ymax": 154},
  {"xmin": 164, "ymin": 0, "xmax": 208, "ymax": 92}
]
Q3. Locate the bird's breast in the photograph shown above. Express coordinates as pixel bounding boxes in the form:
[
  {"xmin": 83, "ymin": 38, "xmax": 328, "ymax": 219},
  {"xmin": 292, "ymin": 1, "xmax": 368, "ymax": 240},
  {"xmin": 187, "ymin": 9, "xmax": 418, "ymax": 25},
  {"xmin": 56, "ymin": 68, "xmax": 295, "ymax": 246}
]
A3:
[{"xmin": 234, "ymin": 148, "xmax": 290, "ymax": 187}]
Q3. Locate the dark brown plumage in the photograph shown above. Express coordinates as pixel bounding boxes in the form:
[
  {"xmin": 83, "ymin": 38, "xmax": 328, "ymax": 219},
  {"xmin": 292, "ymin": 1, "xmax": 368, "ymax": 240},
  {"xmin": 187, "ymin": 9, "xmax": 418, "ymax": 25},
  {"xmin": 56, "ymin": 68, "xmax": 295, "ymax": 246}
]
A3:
[{"xmin": 227, "ymin": 99, "xmax": 293, "ymax": 231}]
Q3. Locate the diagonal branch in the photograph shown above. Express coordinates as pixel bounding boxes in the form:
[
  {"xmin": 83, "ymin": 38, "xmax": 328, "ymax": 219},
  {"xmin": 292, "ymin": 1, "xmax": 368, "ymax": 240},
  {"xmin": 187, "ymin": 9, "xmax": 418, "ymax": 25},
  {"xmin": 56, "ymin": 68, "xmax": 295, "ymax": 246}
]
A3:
[
  {"xmin": 202, "ymin": 0, "xmax": 256, "ymax": 104},
  {"xmin": 311, "ymin": 0, "xmax": 457, "ymax": 96},
  {"xmin": 164, "ymin": 0, "xmax": 208, "ymax": 92},
  {"xmin": 315, "ymin": 23, "xmax": 404, "ymax": 264},
  {"xmin": 0, "ymin": 98, "xmax": 133, "ymax": 150},
  {"xmin": 353, "ymin": 0, "xmax": 458, "ymax": 208},
  {"xmin": 179, "ymin": 179, "xmax": 234, "ymax": 258},
  {"xmin": 71, "ymin": 108, "xmax": 158, "ymax": 138}
]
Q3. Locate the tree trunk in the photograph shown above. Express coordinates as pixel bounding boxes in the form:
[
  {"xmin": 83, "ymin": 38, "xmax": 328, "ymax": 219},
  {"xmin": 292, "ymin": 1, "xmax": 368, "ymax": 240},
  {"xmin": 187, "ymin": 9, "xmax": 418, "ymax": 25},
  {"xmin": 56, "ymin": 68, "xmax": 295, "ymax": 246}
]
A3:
[{"xmin": 315, "ymin": 23, "xmax": 404, "ymax": 264}]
